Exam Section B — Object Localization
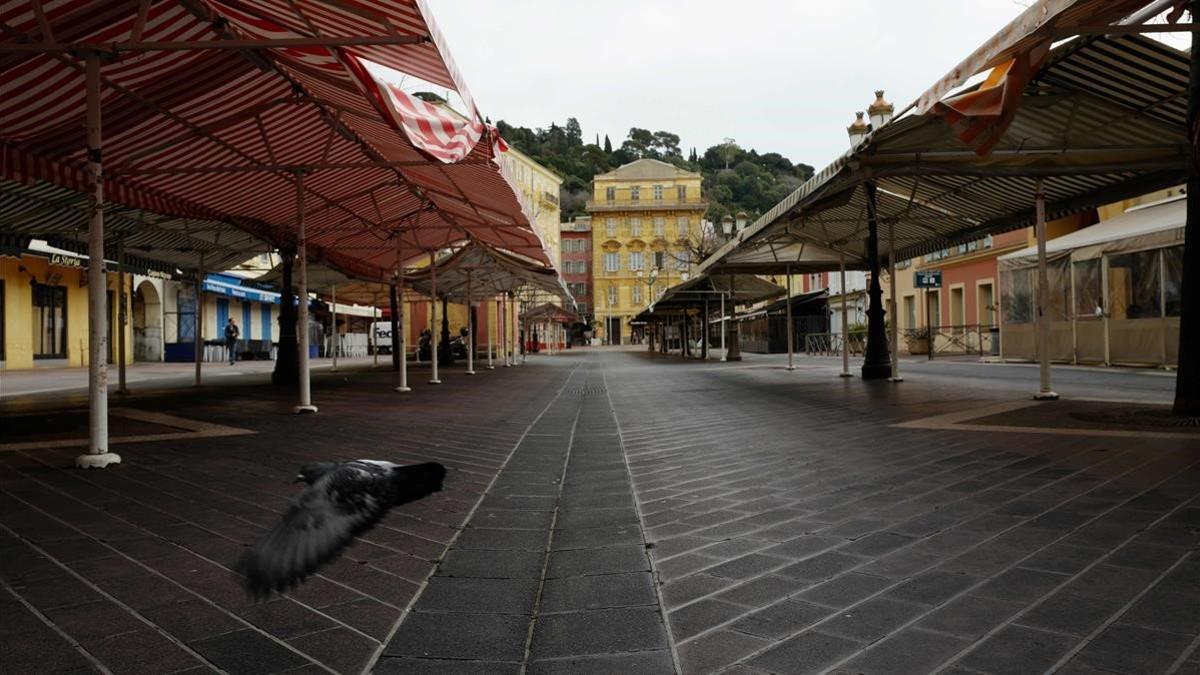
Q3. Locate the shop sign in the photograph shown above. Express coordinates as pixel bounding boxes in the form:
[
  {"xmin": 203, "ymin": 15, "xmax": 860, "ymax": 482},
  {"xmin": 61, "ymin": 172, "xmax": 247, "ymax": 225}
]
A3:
[
  {"xmin": 49, "ymin": 253, "xmax": 84, "ymax": 269},
  {"xmin": 914, "ymin": 270, "xmax": 942, "ymax": 289}
]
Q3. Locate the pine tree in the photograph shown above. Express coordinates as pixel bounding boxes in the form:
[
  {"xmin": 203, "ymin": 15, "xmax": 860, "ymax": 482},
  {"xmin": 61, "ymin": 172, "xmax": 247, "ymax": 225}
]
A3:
[{"xmin": 603, "ymin": 134, "xmax": 612, "ymax": 153}]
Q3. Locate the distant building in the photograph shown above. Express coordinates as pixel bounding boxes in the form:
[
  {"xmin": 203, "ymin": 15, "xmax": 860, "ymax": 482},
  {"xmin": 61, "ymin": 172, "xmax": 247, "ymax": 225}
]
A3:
[
  {"xmin": 560, "ymin": 217, "xmax": 593, "ymax": 324},
  {"xmin": 498, "ymin": 146, "xmax": 563, "ymax": 272},
  {"xmin": 587, "ymin": 159, "xmax": 707, "ymax": 345}
]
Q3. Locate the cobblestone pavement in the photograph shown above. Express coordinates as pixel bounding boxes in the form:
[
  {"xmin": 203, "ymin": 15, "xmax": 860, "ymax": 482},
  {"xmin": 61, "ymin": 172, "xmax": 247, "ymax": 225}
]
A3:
[{"xmin": 1, "ymin": 349, "xmax": 1198, "ymax": 674}]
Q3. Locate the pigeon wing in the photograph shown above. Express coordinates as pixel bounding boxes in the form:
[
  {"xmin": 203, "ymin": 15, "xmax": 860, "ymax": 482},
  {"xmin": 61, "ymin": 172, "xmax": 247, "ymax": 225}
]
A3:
[{"xmin": 236, "ymin": 462, "xmax": 392, "ymax": 598}]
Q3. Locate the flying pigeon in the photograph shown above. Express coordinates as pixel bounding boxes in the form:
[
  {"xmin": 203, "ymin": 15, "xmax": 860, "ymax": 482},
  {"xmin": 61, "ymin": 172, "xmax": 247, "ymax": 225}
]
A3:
[{"xmin": 236, "ymin": 460, "xmax": 446, "ymax": 599}]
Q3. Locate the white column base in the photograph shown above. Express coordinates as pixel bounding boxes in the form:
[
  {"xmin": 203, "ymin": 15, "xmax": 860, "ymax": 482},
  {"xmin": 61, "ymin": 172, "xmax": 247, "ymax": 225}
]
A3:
[
  {"xmin": 487, "ymin": 365, "xmax": 495, "ymax": 370},
  {"xmin": 1034, "ymin": 391, "xmax": 1060, "ymax": 400},
  {"xmin": 889, "ymin": 376, "xmax": 905, "ymax": 383},
  {"xmin": 395, "ymin": 386, "xmax": 412, "ymax": 393},
  {"xmin": 786, "ymin": 366, "xmax": 796, "ymax": 371},
  {"xmin": 76, "ymin": 452, "xmax": 121, "ymax": 469},
  {"xmin": 429, "ymin": 379, "xmax": 442, "ymax": 385},
  {"xmin": 466, "ymin": 370, "xmax": 476, "ymax": 375},
  {"xmin": 293, "ymin": 405, "xmax": 319, "ymax": 414},
  {"xmin": 839, "ymin": 372, "xmax": 854, "ymax": 378}
]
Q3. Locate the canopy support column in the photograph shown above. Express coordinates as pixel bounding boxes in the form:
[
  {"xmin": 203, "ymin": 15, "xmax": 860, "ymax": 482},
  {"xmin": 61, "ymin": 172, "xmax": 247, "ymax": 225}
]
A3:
[
  {"xmin": 429, "ymin": 251, "xmax": 441, "ymax": 384},
  {"xmin": 389, "ymin": 281, "xmax": 400, "ymax": 373},
  {"xmin": 786, "ymin": 264, "xmax": 795, "ymax": 371},
  {"xmin": 889, "ymin": 219, "xmax": 903, "ymax": 383},
  {"xmin": 720, "ymin": 291, "xmax": 728, "ymax": 361},
  {"xmin": 861, "ymin": 181, "xmax": 893, "ymax": 380},
  {"xmin": 702, "ymin": 299, "xmax": 710, "ymax": 360},
  {"xmin": 330, "ymin": 284, "xmax": 338, "ymax": 373},
  {"xmin": 840, "ymin": 252, "xmax": 852, "ymax": 378},
  {"xmin": 1034, "ymin": 179, "xmax": 1059, "ymax": 400},
  {"xmin": 371, "ymin": 294, "xmax": 379, "ymax": 369},
  {"xmin": 465, "ymin": 270, "xmax": 476, "ymax": 375},
  {"xmin": 395, "ymin": 255, "xmax": 410, "ymax": 392},
  {"xmin": 487, "ymin": 298, "xmax": 495, "ymax": 369},
  {"xmin": 294, "ymin": 172, "xmax": 317, "ymax": 414},
  {"xmin": 502, "ymin": 296, "xmax": 510, "ymax": 367},
  {"xmin": 116, "ymin": 236, "xmax": 129, "ymax": 395},
  {"xmin": 520, "ymin": 299, "xmax": 528, "ymax": 364},
  {"xmin": 1174, "ymin": 0, "xmax": 1200, "ymax": 416},
  {"xmin": 726, "ymin": 275, "xmax": 741, "ymax": 361},
  {"xmin": 194, "ymin": 254, "xmax": 205, "ymax": 387},
  {"xmin": 78, "ymin": 53, "xmax": 119, "ymax": 469}
]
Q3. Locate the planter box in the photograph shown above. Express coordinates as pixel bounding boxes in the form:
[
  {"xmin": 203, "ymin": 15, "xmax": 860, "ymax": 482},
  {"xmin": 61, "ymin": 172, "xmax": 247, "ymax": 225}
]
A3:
[{"xmin": 906, "ymin": 338, "xmax": 929, "ymax": 355}]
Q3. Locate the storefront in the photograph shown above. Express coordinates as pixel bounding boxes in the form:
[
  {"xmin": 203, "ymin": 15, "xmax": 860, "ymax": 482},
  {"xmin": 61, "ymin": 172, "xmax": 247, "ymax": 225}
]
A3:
[
  {"xmin": 164, "ymin": 274, "xmax": 282, "ymax": 362},
  {"xmin": 1, "ymin": 243, "xmax": 133, "ymax": 370},
  {"xmin": 998, "ymin": 197, "xmax": 1183, "ymax": 368}
]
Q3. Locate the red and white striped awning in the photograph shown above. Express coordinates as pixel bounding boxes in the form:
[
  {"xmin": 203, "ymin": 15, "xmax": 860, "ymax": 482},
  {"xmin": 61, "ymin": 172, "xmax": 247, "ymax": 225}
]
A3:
[{"xmin": 0, "ymin": 0, "xmax": 551, "ymax": 279}]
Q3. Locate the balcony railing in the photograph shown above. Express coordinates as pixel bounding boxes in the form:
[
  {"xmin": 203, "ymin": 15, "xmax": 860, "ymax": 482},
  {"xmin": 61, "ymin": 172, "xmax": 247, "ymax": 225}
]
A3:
[{"xmin": 586, "ymin": 199, "xmax": 708, "ymax": 211}]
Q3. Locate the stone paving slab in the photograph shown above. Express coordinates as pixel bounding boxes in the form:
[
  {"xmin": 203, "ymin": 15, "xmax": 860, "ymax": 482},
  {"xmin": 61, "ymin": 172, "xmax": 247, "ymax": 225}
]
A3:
[{"xmin": 3, "ymin": 350, "xmax": 1200, "ymax": 674}]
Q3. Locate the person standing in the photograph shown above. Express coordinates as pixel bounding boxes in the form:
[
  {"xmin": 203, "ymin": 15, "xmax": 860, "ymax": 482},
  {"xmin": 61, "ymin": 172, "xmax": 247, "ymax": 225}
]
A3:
[{"xmin": 224, "ymin": 317, "xmax": 240, "ymax": 365}]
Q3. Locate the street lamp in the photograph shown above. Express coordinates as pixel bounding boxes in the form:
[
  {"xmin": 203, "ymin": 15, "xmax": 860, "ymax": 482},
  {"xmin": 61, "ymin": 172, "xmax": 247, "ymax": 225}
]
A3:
[
  {"xmin": 868, "ymin": 90, "xmax": 894, "ymax": 129},
  {"xmin": 721, "ymin": 214, "xmax": 734, "ymax": 238},
  {"xmin": 735, "ymin": 211, "xmax": 748, "ymax": 233},
  {"xmin": 847, "ymin": 111, "xmax": 869, "ymax": 148}
]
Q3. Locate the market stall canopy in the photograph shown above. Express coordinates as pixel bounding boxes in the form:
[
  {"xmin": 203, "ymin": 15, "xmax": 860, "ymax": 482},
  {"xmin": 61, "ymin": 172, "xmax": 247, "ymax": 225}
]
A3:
[
  {"xmin": 999, "ymin": 195, "xmax": 1185, "ymax": 270},
  {"xmin": 644, "ymin": 274, "xmax": 787, "ymax": 317},
  {"xmin": 0, "ymin": 0, "xmax": 550, "ymax": 280},
  {"xmin": 257, "ymin": 260, "xmax": 391, "ymax": 307},
  {"xmin": 522, "ymin": 302, "xmax": 580, "ymax": 325},
  {"xmin": 703, "ymin": 3, "xmax": 1190, "ymax": 273},
  {"xmin": 403, "ymin": 243, "xmax": 568, "ymax": 304}
]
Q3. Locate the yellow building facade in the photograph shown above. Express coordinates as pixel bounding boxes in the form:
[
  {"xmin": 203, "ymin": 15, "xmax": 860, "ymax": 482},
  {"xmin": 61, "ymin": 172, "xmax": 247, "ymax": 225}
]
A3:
[
  {"xmin": 1, "ymin": 252, "xmax": 132, "ymax": 370},
  {"xmin": 587, "ymin": 159, "xmax": 707, "ymax": 344},
  {"xmin": 499, "ymin": 146, "xmax": 563, "ymax": 269}
]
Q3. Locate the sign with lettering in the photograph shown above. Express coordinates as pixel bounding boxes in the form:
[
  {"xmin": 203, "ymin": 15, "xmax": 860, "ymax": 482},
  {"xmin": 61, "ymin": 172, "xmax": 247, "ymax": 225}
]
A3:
[
  {"xmin": 914, "ymin": 270, "xmax": 942, "ymax": 289},
  {"xmin": 49, "ymin": 253, "xmax": 84, "ymax": 269}
]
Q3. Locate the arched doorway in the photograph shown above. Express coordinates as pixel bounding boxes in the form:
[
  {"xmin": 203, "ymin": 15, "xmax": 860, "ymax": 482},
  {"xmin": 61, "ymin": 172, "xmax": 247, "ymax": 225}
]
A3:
[{"xmin": 133, "ymin": 280, "xmax": 163, "ymax": 362}]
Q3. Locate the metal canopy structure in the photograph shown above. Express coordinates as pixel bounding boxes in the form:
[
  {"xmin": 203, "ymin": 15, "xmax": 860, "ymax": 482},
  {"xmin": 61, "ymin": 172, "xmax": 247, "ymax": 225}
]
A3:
[
  {"xmin": 256, "ymin": 260, "xmax": 390, "ymax": 307},
  {"xmin": 522, "ymin": 302, "xmax": 579, "ymax": 325},
  {"xmin": 0, "ymin": 0, "xmax": 552, "ymax": 278},
  {"xmin": 403, "ymin": 243, "xmax": 569, "ymax": 304},
  {"xmin": 642, "ymin": 274, "xmax": 785, "ymax": 316},
  {"xmin": 0, "ymin": 178, "xmax": 268, "ymax": 273},
  {"xmin": 704, "ymin": 32, "xmax": 1189, "ymax": 272}
]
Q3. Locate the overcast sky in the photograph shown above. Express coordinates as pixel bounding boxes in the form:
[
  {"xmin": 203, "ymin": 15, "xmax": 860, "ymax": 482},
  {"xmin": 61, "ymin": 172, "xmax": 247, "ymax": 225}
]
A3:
[{"xmin": 430, "ymin": 1, "xmax": 1035, "ymax": 171}]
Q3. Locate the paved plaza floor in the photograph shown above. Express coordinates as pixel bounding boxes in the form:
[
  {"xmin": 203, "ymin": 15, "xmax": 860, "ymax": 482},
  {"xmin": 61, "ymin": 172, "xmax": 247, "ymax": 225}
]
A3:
[{"xmin": 1, "ymin": 349, "xmax": 1197, "ymax": 674}]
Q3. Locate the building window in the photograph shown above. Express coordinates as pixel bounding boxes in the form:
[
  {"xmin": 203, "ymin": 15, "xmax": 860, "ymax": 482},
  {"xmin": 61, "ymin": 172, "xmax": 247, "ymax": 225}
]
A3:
[
  {"xmin": 632, "ymin": 284, "xmax": 643, "ymax": 304},
  {"xmin": 606, "ymin": 218, "xmax": 617, "ymax": 237},
  {"xmin": 605, "ymin": 186, "xmax": 616, "ymax": 202},
  {"xmin": 629, "ymin": 252, "xmax": 645, "ymax": 271},
  {"xmin": 608, "ymin": 286, "xmax": 618, "ymax": 307},
  {"xmin": 653, "ymin": 217, "xmax": 665, "ymax": 236},
  {"xmin": 604, "ymin": 252, "xmax": 620, "ymax": 272},
  {"xmin": 580, "ymin": 239, "xmax": 588, "ymax": 251},
  {"xmin": 33, "ymin": 284, "xmax": 68, "ymax": 359},
  {"xmin": 676, "ymin": 216, "xmax": 689, "ymax": 235},
  {"xmin": 630, "ymin": 218, "xmax": 642, "ymax": 237},
  {"xmin": 654, "ymin": 251, "xmax": 666, "ymax": 270},
  {"xmin": 676, "ymin": 250, "xmax": 689, "ymax": 271},
  {"xmin": 653, "ymin": 185, "xmax": 664, "ymax": 201},
  {"xmin": 630, "ymin": 186, "xmax": 640, "ymax": 202},
  {"xmin": 677, "ymin": 185, "xmax": 687, "ymax": 200}
]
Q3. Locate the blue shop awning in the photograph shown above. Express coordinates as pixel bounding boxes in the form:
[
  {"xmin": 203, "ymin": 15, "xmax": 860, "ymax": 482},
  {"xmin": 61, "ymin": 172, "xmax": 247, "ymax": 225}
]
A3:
[{"xmin": 202, "ymin": 276, "xmax": 281, "ymax": 305}]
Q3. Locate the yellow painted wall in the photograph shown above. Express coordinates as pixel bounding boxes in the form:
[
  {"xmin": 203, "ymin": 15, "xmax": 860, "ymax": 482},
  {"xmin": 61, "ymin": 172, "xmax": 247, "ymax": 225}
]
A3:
[
  {"xmin": 1, "ymin": 254, "xmax": 132, "ymax": 370},
  {"xmin": 588, "ymin": 164, "xmax": 706, "ymax": 344}
]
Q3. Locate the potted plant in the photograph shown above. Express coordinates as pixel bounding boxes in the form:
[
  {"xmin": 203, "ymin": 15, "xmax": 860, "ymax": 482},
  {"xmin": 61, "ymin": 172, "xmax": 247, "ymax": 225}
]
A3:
[{"xmin": 905, "ymin": 327, "xmax": 930, "ymax": 355}]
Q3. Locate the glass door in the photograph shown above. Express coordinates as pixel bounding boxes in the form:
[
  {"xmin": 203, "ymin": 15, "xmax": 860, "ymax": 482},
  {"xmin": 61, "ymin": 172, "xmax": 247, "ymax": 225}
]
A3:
[{"xmin": 33, "ymin": 284, "xmax": 67, "ymax": 359}]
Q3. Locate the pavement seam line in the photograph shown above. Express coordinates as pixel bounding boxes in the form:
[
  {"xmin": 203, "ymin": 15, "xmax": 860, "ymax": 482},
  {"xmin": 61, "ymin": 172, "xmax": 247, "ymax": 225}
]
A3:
[
  {"xmin": 699, "ymin": 443, "xmax": 1173, "ymax": 661},
  {"xmin": 1041, "ymin": 533, "xmax": 1197, "ymax": 673},
  {"xmin": 602, "ymin": 366, "xmax": 684, "ymax": 675},
  {"xmin": 9, "ymin": 449, "xmax": 392, "ymax": 641},
  {"xmin": 745, "ymin": 452, "xmax": 1200, "ymax": 673},
  {"xmin": 0, "ymin": 514, "xmax": 241, "ymax": 675},
  {"xmin": 518, "ymin": 387, "xmax": 584, "ymax": 674},
  {"xmin": 0, "ymin": 577, "xmax": 117, "ymax": 675},
  {"xmin": 366, "ymin": 361, "xmax": 583, "ymax": 673}
]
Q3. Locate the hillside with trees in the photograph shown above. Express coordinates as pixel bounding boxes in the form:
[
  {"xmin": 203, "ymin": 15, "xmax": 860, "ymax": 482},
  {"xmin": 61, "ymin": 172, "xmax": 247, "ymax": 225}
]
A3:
[{"xmin": 494, "ymin": 119, "xmax": 815, "ymax": 224}]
